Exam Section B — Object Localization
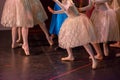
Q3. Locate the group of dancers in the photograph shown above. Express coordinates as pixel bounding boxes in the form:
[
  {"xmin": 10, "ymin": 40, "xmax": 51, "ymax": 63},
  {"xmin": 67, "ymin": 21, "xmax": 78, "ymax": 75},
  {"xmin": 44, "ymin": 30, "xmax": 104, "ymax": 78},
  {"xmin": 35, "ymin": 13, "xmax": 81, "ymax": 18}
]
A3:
[{"xmin": 1, "ymin": 0, "xmax": 120, "ymax": 69}]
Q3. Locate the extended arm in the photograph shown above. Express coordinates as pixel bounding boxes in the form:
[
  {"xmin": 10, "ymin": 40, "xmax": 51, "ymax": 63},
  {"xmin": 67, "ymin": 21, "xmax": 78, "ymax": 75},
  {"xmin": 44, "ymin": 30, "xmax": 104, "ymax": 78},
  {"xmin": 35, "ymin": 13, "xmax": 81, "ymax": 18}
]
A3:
[
  {"xmin": 95, "ymin": 0, "xmax": 111, "ymax": 4},
  {"xmin": 78, "ymin": 0, "xmax": 94, "ymax": 12},
  {"xmin": 48, "ymin": 6, "xmax": 64, "ymax": 14},
  {"xmin": 48, "ymin": 0, "xmax": 72, "ymax": 14},
  {"xmin": 53, "ymin": 0, "xmax": 65, "ymax": 10},
  {"xmin": 53, "ymin": 0, "xmax": 71, "ymax": 10}
]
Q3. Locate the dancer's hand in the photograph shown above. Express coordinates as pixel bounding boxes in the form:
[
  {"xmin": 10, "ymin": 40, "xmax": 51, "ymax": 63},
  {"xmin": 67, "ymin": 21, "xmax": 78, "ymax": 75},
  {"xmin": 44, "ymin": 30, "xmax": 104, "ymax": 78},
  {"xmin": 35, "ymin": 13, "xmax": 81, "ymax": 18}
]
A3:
[
  {"xmin": 48, "ymin": 6, "xmax": 54, "ymax": 14},
  {"xmin": 77, "ymin": 8, "xmax": 81, "ymax": 12}
]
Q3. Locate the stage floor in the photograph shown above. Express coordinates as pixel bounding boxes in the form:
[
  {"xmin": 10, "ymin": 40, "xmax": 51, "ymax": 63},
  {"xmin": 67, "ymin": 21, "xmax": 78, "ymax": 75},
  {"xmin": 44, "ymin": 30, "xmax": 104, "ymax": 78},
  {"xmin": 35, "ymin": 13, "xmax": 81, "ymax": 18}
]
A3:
[{"xmin": 0, "ymin": 30, "xmax": 120, "ymax": 80}]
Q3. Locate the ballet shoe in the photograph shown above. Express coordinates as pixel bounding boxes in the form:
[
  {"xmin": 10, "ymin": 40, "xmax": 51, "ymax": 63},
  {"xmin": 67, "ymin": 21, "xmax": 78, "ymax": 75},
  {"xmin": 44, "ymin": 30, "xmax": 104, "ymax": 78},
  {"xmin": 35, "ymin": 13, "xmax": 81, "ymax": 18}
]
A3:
[
  {"xmin": 92, "ymin": 60, "xmax": 98, "ymax": 69},
  {"xmin": 95, "ymin": 55, "xmax": 103, "ymax": 60},
  {"xmin": 110, "ymin": 43, "xmax": 120, "ymax": 48},
  {"xmin": 22, "ymin": 45, "xmax": 30, "ymax": 56},
  {"xmin": 61, "ymin": 56, "xmax": 74, "ymax": 61},
  {"xmin": 12, "ymin": 43, "xmax": 22, "ymax": 49},
  {"xmin": 116, "ymin": 53, "xmax": 120, "ymax": 57},
  {"xmin": 104, "ymin": 48, "xmax": 109, "ymax": 56},
  {"xmin": 46, "ymin": 36, "xmax": 54, "ymax": 46},
  {"xmin": 16, "ymin": 39, "xmax": 22, "ymax": 43},
  {"xmin": 89, "ymin": 55, "xmax": 103, "ymax": 60}
]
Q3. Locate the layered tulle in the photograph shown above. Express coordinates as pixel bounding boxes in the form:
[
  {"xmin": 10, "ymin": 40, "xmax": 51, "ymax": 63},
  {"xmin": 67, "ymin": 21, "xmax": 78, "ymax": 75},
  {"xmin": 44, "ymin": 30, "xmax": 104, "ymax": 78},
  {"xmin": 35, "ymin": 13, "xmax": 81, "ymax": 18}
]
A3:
[
  {"xmin": 59, "ymin": 14, "xmax": 96, "ymax": 48},
  {"xmin": 91, "ymin": 8, "xmax": 119, "ymax": 43},
  {"xmin": 29, "ymin": 0, "xmax": 48, "ymax": 24},
  {"xmin": 1, "ymin": 0, "xmax": 48, "ymax": 27},
  {"xmin": 1, "ymin": 0, "xmax": 33, "ymax": 27}
]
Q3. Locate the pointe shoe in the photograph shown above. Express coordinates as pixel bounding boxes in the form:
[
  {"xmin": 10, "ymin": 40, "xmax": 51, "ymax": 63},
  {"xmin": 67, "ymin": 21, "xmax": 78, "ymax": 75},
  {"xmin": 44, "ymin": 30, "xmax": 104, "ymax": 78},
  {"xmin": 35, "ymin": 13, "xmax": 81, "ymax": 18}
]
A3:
[
  {"xmin": 116, "ymin": 53, "xmax": 120, "ymax": 57},
  {"xmin": 12, "ymin": 43, "xmax": 22, "ymax": 49},
  {"xmin": 110, "ymin": 43, "xmax": 120, "ymax": 48},
  {"xmin": 46, "ymin": 36, "xmax": 54, "ymax": 46},
  {"xmin": 92, "ymin": 60, "xmax": 98, "ymax": 69},
  {"xmin": 89, "ymin": 55, "xmax": 103, "ymax": 60},
  {"xmin": 104, "ymin": 48, "xmax": 109, "ymax": 56},
  {"xmin": 95, "ymin": 55, "xmax": 103, "ymax": 60},
  {"xmin": 61, "ymin": 57, "xmax": 74, "ymax": 61},
  {"xmin": 22, "ymin": 45, "xmax": 30, "ymax": 56},
  {"xmin": 16, "ymin": 39, "xmax": 22, "ymax": 43}
]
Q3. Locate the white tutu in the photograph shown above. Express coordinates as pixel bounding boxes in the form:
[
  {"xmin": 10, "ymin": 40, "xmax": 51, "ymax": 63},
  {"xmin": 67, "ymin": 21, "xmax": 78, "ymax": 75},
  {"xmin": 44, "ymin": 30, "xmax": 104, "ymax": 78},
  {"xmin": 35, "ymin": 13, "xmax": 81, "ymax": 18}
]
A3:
[
  {"xmin": 1, "ymin": 0, "xmax": 33, "ymax": 27},
  {"xmin": 91, "ymin": 8, "xmax": 119, "ymax": 43},
  {"xmin": 59, "ymin": 14, "xmax": 96, "ymax": 48}
]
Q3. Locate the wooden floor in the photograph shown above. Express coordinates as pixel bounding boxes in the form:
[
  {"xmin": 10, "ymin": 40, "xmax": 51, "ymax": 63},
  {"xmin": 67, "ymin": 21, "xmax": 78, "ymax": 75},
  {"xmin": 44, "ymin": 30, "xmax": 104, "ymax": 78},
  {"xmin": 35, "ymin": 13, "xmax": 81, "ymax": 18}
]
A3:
[{"xmin": 0, "ymin": 30, "xmax": 120, "ymax": 80}]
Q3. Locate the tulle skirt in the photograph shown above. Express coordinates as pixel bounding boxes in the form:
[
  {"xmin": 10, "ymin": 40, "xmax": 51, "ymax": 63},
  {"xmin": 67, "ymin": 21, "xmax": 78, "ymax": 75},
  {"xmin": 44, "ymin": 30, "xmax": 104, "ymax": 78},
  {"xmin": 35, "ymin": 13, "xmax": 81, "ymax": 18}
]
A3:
[
  {"xmin": 1, "ymin": 0, "xmax": 48, "ymax": 27},
  {"xmin": 1, "ymin": 0, "xmax": 33, "ymax": 27},
  {"xmin": 116, "ymin": 8, "xmax": 120, "ymax": 37},
  {"xmin": 29, "ymin": 0, "xmax": 48, "ymax": 24},
  {"xmin": 91, "ymin": 9, "xmax": 119, "ymax": 43},
  {"xmin": 59, "ymin": 14, "xmax": 96, "ymax": 49}
]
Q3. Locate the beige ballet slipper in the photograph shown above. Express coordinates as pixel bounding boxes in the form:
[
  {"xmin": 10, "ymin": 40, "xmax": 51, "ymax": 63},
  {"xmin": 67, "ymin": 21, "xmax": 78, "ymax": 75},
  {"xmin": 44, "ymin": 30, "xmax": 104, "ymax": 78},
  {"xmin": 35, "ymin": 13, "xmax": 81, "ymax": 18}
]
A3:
[
  {"xmin": 116, "ymin": 53, "xmax": 120, "ymax": 57},
  {"xmin": 12, "ymin": 43, "xmax": 22, "ymax": 49},
  {"xmin": 92, "ymin": 59, "xmax": 98, "ymax": 69},
  {"xmin": 16, "ymin": 39, "xmax": 22, "ymax": 43},
  {"xmin": 110, "ymin": 42, "xmax": 120, "ymax": 48},
  {"xmin": 89, "ymin": 55, "xmax": 103, "ymax": 60},
  {"xmin": 104, "ymin": 48, "xmax": 109, "ymax": 56},
  {"xmin": 22, "ymin": 45, "xmax": 30, "ymax": 56},
  {"xmin": 61, "ymin": 56, "xmax": 74, "ymax": 61}
]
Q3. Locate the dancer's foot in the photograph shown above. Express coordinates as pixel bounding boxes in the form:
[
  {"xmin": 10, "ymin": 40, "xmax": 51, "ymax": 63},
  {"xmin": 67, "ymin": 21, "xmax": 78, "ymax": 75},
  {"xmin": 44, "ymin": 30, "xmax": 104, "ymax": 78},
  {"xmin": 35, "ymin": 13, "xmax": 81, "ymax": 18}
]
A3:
[
  {"xmin": 92, "ymin": 59, "xmax": 98, "ymax": 69},
  {"xmin": 22, "ymin": 45, "xmax": 30, "ymax": 56},
  {"xmin": 61, "ymin": 56, "xmax": 74, "ymax": 61},
  {"xmin": 16, "ymin": 39, "xmax": 22, "ymax": 43},
  {"xmin": 46, "ymin": 36, "xmax": 54, "ymax": 46},
  {"xmin": 12, "ymin": 43, "xmax": 22, "ymax": 49},
  {"xmin": 116, "ymin": 53, "xmax": 120, "ymax": 57},
  {"xmin": 95, "ymin": 55, "xmax": 103, "ymax": 60},
  {"xmin": 110, "ymin": 42, "xmax": 120, "ymax": 48},
  {"xmin": 104, "ymin": 48, "xmax": 109, "ymax": 56},
  {"xmin": 103, "ymin": 44, "xmax": 109, "ymax": 56},
  {"xmin": 89, "ymin": 55, "xmax": 103, "ymax": 60}
]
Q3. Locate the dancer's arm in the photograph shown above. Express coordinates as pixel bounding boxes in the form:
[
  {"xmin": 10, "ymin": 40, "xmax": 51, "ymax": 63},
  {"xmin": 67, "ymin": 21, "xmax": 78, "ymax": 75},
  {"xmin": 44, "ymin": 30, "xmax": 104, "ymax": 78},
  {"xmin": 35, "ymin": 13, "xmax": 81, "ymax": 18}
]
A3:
[
  {"xmin": 95, "ymin": 0, "xmax": 111, "ymax": 4},
  {"xmin": 48, "ymin": 0, "xmax": 71, "ymax": 14},
  {"xmin": 110, "ymin": 0, "xmax": 120, "ymax": 10},
  {"xmin": 53, "ymin": 0, "xmax": 71, "ymax": 11},
  {"xmin": 48, "ymin": 6, "xmax": 64, "ymax": 14},
  {"xmin": 78, "ymin": 0, "xmax": 94, "ymax": 12}
]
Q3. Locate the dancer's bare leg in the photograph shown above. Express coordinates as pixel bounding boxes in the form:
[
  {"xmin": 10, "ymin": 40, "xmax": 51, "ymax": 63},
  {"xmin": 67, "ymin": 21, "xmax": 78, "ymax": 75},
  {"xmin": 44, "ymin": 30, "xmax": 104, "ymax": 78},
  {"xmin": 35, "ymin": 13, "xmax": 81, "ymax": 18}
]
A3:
[
  {"xmin": 83, "ymin": 44, "xmax": 98, "ymax": 69},
  {"xmin": 16, "ymin": 27, "xmax": 22, "ymax": 43},
  {"xmin": 22, "ymin": 27, "xmax": 30, "ymax": 56},
  {"xmin": 103, "ymin": 43, "xmax": 109, "ymax": 56},
  {"xmin": 92, "ymin": 43, "xmax": 103, "ymax": 60},
  {"xmin": 11, "ymin": 27, "xmax": 17, "ymax": 48},
  {"xmin": 38, "ymin": 22, "xmax": 53, "ymax": 46},
  {"xmin": 110, "ymin": 41, "xmax": 120, "ymax": 48},
  {"xmin": 61, "ymin": 48, "xmax": 74, "ymax": 61}
]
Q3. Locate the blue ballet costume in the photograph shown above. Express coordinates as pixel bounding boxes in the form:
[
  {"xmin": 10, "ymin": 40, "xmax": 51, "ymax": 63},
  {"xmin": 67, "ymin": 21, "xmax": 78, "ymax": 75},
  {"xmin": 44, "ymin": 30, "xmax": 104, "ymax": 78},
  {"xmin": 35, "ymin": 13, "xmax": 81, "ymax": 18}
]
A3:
[{"xmin": 49, "ymin": 3, "xmax": 67, "ymax": 35}]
